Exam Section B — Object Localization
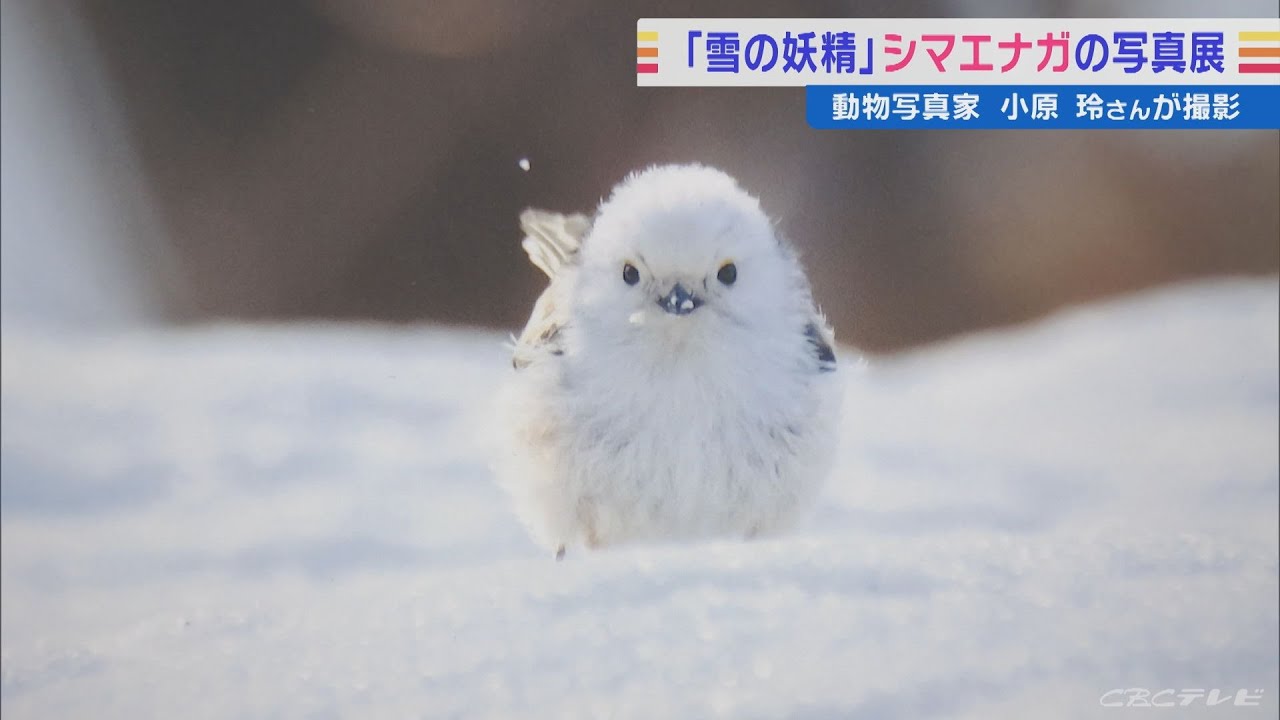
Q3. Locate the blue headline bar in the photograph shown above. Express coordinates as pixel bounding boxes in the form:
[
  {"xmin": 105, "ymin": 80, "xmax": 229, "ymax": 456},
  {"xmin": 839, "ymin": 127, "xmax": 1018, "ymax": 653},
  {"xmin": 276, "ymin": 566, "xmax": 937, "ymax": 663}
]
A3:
[{"xmin": 806, "ymin": 85, "xmax": 1280, "ymax": 129}]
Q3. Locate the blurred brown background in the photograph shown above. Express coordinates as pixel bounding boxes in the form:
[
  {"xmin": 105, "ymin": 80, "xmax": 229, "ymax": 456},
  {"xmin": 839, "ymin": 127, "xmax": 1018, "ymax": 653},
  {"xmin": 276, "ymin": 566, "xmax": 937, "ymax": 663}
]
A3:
[{"xmin": 11, "ymin": 0, "xmax": 1279, "ymax": 352}]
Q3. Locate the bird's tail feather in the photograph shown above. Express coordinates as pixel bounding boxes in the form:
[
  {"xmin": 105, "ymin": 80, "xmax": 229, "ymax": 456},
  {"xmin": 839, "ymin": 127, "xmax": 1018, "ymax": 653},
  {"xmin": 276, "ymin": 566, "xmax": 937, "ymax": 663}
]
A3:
[{"xmin": 520, "ymin": 209, "xmax": 590, "ymax": 279}]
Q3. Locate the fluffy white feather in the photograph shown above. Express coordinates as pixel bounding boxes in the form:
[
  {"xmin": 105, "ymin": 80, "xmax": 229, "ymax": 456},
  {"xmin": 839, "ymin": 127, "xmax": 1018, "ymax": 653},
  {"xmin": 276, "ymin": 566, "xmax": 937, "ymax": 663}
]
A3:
[{"xmin": 499, "ymin": 164, "xmax": 841, "ymax": 556}]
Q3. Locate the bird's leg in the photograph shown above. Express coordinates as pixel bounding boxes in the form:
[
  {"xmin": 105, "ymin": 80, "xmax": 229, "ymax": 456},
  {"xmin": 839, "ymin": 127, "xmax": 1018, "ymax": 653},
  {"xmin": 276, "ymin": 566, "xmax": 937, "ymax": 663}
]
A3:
[
  {"xmin": 576, "ymin": 495, "xmax": 602, "ymax": 550},
  {"xmin": 555, "ymin": 545, "xmax": 566, "ymax": 561}
]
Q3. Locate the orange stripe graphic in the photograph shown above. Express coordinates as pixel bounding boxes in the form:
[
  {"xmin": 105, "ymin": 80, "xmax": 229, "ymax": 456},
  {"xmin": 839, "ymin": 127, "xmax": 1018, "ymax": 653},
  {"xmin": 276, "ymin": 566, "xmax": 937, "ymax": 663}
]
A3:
[
  {"xmin": 637, "ymin": 47, "xmax": 658, "ymax": 57},
  {"xmin": 1240, "ymin": 47, "xmax": 1280, "ymax": 58}
]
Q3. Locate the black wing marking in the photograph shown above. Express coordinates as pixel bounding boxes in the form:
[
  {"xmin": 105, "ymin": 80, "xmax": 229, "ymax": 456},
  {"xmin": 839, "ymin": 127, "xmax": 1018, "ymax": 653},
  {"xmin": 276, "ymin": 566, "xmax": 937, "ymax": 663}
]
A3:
[
  {"xmin": 512, "ymin": 322, "xmax": 564, "ymax": 370},
  {"xmin": 804, "ymin": 322, "xmax": 836, "ymax": 372}
]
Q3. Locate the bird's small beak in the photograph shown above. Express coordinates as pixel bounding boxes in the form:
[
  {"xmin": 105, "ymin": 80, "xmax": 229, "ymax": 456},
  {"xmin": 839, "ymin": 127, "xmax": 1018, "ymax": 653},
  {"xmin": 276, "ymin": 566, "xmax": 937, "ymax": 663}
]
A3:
[{"xmin": 657, "ymin": 283, "xmax": 703, "ymax": 316}]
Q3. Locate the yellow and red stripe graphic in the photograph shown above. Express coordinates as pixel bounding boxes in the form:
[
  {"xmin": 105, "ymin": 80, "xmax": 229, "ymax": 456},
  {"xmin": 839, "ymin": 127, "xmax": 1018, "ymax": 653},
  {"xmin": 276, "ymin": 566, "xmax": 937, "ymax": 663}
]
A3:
[
  {"xmin": 638, "ymin": 30, "xmax": 659, "ymax": 74},
  {"xmin": 1238, "ymin": 31, "xmax": 1280, "ymax": 74}
]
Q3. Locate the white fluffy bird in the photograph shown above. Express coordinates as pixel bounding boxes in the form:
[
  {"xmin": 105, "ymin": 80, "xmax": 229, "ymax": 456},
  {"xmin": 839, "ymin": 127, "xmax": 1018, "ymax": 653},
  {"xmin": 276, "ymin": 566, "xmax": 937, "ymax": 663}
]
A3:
[{"xmin": 499, "ymin": 164, "xmax": 841, "ymax": 558}]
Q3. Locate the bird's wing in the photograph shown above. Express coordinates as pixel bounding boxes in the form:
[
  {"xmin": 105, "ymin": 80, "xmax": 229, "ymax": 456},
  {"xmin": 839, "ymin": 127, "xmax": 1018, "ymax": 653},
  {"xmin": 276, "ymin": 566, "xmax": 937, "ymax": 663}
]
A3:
[
  {"xmin": 519, "ymin": 209, "xmax": 590, "ymax": 279},
  {"xmin": 804, "ymin": 315, "xmax": 837, "ymax": 373},
  {"xmin": 512, "ymin": 209, "xmax": 590, "ymax": 370}
]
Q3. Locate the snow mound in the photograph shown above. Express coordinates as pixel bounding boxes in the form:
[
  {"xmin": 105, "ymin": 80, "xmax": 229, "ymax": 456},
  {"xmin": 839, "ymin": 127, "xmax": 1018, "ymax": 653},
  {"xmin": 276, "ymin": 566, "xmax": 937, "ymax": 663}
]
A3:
[{"xmin": 2, "ymin": 278, "xmax": 1277, "ymax": 718}]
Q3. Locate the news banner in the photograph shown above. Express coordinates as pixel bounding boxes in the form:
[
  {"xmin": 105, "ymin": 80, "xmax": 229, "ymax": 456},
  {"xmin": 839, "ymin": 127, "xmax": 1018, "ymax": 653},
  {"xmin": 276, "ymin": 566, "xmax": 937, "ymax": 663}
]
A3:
[{"xmin": 635, "ymin": 18, "xmax": 1280, "ymax": 129}]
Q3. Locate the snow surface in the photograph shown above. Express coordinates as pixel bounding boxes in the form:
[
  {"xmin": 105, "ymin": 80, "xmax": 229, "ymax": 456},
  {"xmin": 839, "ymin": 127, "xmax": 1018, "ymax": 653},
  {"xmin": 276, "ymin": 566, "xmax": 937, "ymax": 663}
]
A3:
[{"xmin": 2, "ymin": 279, "xmax": 1277, "ymax": 719}]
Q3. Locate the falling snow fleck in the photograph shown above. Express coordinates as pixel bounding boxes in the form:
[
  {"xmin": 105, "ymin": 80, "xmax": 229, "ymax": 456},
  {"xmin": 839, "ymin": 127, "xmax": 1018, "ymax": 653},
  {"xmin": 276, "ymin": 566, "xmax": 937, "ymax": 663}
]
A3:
[{"xmin": 518, "ymin": 157, "xmax": 531, "ymax": 172}]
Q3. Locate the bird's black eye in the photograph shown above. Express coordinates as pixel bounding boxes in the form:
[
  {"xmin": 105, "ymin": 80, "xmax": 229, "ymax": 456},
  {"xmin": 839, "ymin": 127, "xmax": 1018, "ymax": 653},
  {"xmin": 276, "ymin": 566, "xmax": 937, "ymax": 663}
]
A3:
[
  {"xmin": 622, "ymin": 263, "xmax": 640, "ymax": 286},
  {"xmin": 717, "ymin": 262, "xmax": 737, "ymax": 286}
]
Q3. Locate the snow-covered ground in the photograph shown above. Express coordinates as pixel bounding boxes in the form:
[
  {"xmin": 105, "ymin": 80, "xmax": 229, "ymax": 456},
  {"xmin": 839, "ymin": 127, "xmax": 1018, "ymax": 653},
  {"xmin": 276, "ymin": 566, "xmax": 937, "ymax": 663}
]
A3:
[{"xmin": 2, "ymin": 278, "xmax": 1277, "ymax": 719}]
